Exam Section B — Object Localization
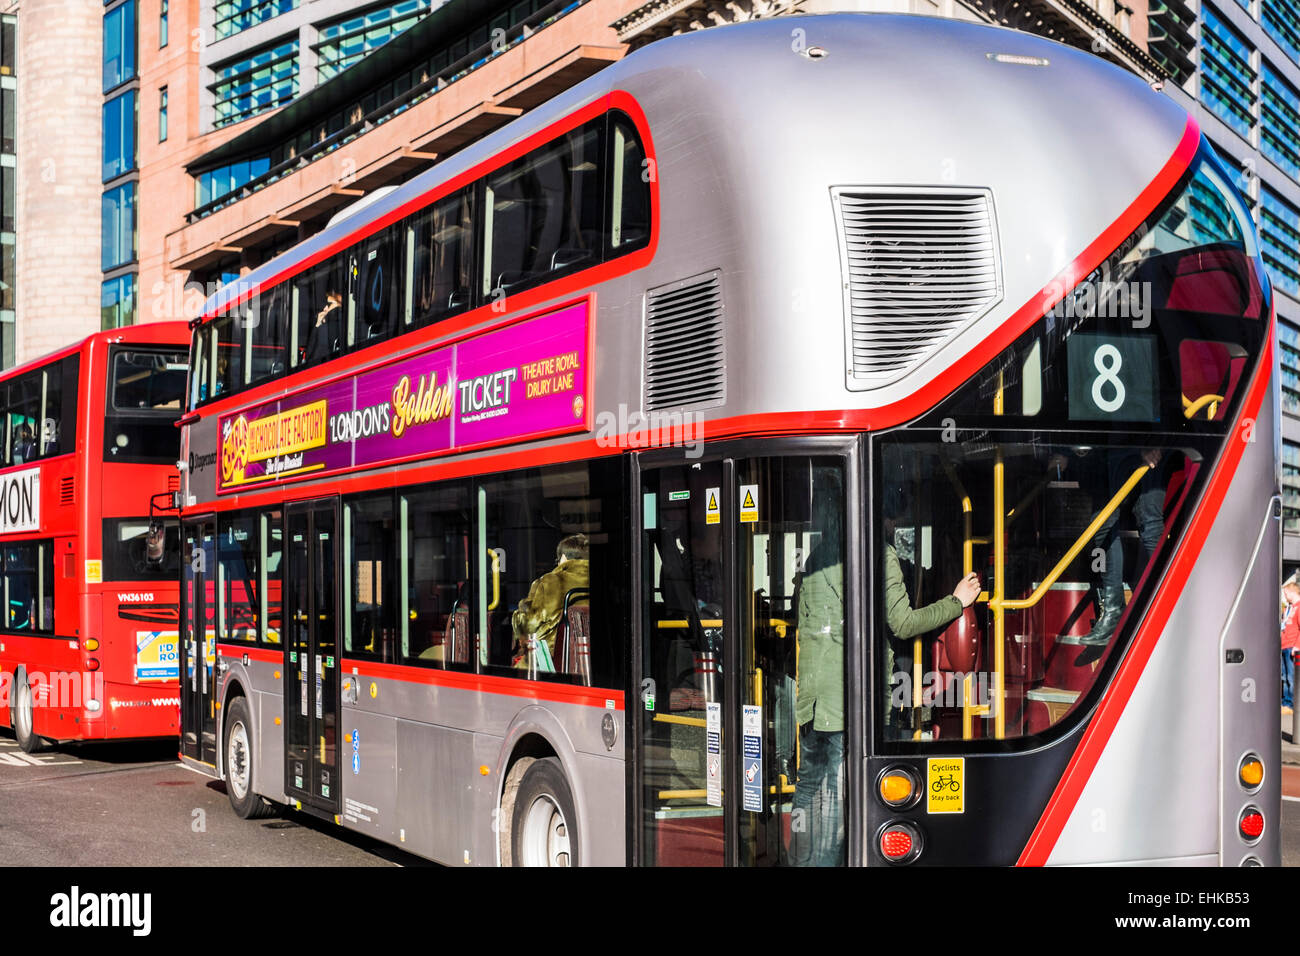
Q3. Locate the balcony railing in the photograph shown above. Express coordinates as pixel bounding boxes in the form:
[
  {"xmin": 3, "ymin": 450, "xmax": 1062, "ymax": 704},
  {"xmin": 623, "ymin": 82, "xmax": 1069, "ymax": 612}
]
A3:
[{"xmin": 187, "ymin": 0, "xmax": 584, "ymax": 224}]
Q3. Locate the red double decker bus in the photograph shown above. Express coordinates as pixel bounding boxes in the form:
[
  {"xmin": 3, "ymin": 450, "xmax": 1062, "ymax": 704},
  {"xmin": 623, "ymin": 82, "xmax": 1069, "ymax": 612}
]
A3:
[{"xmin": 0, "ymin": 323, "xmax": 191, "ymax": 751}]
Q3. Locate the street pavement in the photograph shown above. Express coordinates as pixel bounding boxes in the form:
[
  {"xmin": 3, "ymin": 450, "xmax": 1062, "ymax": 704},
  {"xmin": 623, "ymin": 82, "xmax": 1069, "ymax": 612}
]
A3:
[{"xmin": 0, "ymin": 731, "xmax": 428, "ymax": 866}]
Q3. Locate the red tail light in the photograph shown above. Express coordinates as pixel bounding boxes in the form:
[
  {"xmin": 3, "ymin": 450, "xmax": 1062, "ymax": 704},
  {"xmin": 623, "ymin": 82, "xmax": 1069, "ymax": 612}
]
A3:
[
  {"xmin": 86, "ymin": 659, "xmax": 100, "ymax": 672},
  {"xmin": 1239, "ymin": 807, "xmax": 1264, "ymax": 841},
  {"xmin": 878, "ymin": 822, "xmax": 922, "ymax": 864}
]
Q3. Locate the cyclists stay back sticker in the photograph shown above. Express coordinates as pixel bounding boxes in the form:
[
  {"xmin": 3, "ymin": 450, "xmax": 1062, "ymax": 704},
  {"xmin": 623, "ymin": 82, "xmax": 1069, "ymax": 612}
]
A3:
[{"xmin": 927, "ymin": 757, "xmax": 964, "ymax": 814}]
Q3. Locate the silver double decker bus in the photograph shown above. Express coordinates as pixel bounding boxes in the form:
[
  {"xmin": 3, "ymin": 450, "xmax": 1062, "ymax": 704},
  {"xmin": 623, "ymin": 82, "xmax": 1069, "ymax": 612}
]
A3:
[{"xmin": 177, "ymin": 13, "xmax": 1280, "ymax": 866}]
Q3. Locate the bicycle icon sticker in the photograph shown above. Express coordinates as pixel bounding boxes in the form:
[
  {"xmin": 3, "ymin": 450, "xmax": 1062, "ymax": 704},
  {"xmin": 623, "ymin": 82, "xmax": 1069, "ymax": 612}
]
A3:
[{"xmin": 926, "ymin": 758, "xmax": 965, "ymax": 814}]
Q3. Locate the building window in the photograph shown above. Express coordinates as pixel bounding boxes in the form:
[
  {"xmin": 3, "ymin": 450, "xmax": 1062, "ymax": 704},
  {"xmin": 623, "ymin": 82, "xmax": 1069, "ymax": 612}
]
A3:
[
  {"xmin": 102, "ymin": 274, "xmax": 137, "ymax": 330},
  {"xmin": 1, "ymin": 232, "xmax": 13, "ymax": 312},
  {"xmin": 1263, "ymin": 0, "xmax": 1300, "ymax": 67},
  {"xmin": 1285, "ymin": 439, "xmax": 1300, "ymax": 533},
  {"xmin": 315, "ymin": 0, "xmax": 431, "ymax": 82},
  {"xmin": 1261, "ymin": 186, "xmax": 1300, "ymax": 296},
  {"xmin": 1, "ymin": 81, "xmax": 13, "ymax": 154},
  {"xmin": 103, "ymin": 90, "xmax": 137, "ymax": 181},
  {"xmin": 212, "ymin": 39, "xmax": 298, "ymax": 129},
  {"xmin": 102, "ymin": 182, "xmax": 137, "ymax": 270},
  {"xmin": 214, "ymin": 0, "xmax": 298, "ymax": 41},
  {"xmin": 104, "ymin": 0, "xmax": 137, "ymax": 93},
  {"xmin": 160, "ymin": 0, "xmax": 168, "ymax": 47},
  {"xmin": 1, "ymin": 15, "xmax": 14, "ymax": 76},
  {"xmin": 1, "ymin": 164, "xmax": 13, "ymax": 233},
  {"xmin": 1281, "ymin": 322, "xmax": 1300, "ymax": 414},
  {"xmin": 195, "ymin": 156, "xmax": 270, "ymax": 207},
  {"xmin": 1200, "ymin": 4, "xmax": 1257, "ymax": 141},
  {"xmin": 159, "ymin": 86, "xmax": 168, "ymax": 142},
  {"xmin": 1262, "ymin": 61, "xmax": 1300, "ymax": 179}
]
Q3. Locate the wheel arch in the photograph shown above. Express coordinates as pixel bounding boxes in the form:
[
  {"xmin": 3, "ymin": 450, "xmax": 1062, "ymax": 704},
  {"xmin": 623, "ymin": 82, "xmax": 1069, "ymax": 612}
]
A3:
[{"xmin": 494, "ymin": 705, "xmax": 587, "ymax": 865}]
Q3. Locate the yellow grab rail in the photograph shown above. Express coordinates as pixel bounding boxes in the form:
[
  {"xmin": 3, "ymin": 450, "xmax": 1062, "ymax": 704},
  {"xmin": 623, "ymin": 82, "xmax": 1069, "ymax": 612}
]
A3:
[
  {"xmin": 992, "ymin": 464, "xmax": 1150, "ymax": 613},
  {"xmin": 487, "ymin": 549, "xmax": 501, "ymax": 611},
  {"xmin": 1183, "ymin": 392, "xmax": 1224, "ymax": 420},
  {"xmin": 653, "ymin": 713, "xmax": 707, "ymax": 728}
]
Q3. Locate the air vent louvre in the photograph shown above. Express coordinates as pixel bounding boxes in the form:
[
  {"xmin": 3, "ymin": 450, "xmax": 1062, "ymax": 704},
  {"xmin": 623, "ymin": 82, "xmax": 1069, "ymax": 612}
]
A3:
[
  {"xmin": 60, "ymin": 476, "xmax": 74, "ymax": 506},
  {"xmin": 834, "ymin": 189, "xmax": 1002, "ymax": 389},
  {"xmin": 168, "ymin": 474, "xmax": 180, "ymax": 493},
  {"xmin": 644, "ymin": 270, "xmax": 725, "ymax": 411}
]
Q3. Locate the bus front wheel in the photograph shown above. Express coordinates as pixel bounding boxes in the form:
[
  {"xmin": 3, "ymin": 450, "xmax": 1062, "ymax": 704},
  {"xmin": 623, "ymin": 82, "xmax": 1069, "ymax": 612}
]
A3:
[
  {"xmin": 13, "ymin": 669, "xmax": 43, "ymax": 754},
  {"xmin": 511, "ymin": 757, "xmax": 578, "ymax": 867},
  {"xmin": 224, "ymin": 696, "xmax": 276, "ymax": 819}
]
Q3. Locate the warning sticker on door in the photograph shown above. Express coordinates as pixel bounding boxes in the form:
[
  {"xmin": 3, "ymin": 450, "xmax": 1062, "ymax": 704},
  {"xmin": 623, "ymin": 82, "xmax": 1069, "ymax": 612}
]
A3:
[
  {"xmin": 926, "ymin": 757, "xmax": 964, "ymax": 814},
  {"xmin": 705, "ymin": 487, "xmax": 720, "ymax": 525},
  {"xmin": 739, "ymin": 485, "xmax": 759, "ymax": 523}
]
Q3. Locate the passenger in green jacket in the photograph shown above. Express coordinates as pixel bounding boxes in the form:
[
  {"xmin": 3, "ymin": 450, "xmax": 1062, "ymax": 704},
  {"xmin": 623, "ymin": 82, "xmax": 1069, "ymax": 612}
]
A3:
[
  {"xmin": 882, "ymin": 487, "xmax": 981, "ymax": 733},
  {"xmin": 791, "ymin": 472, "xmax": 847, "ymax": 866}
]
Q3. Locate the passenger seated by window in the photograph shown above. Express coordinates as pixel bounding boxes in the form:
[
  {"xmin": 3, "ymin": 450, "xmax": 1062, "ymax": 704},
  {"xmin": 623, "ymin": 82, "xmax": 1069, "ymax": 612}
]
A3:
[
  {"xmin": 303, "ymin": 290, "xmax": 343, "ymax": 365},
  {"xmin": 511, "ymin": 534, "xmax": 589, "ymax": 672},
  {"xmin": 12, "ymin": 423, "xmax": 35, "ymax": 463}
]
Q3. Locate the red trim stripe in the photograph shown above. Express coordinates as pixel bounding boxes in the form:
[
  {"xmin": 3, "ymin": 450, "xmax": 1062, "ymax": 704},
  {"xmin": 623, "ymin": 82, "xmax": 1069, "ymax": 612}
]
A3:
[
  {"xmin": 1016, "ymin": 329, "xmax": 1275, "ymax": 867},
  {"xmin": 217, "ymin": 644, "xmax": 282, "ymax": 665},
  {"xmin": 215, "ymin": 642, "xmax": 624, "ymax": 709},
  {"xmin": 346, "ymin": 658, "xmax": 625, "ymax": 710}
]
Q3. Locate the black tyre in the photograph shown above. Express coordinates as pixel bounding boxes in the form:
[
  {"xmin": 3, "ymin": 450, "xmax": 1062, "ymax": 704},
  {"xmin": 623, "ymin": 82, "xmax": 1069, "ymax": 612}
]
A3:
[
  {"xmin": 224, "ymin": 696, "xmax": 276, "ymax": 819},
  {"xmin": 510, "ymin": 756, "xmax": 578, "ymax": 867},
  {"xmin": 13, "ymin": 669, "xmax": 43, "ymax": 754}
]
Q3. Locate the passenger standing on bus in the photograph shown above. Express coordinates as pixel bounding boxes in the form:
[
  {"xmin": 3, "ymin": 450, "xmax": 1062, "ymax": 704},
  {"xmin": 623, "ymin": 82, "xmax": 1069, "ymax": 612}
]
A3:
[
  {"xmin": 793, "ymin": 476, "xmax": 846, "ymax": 867},
  {"xmin": 1281, "ymin": 580, "xmax": 1300, "ymax": 711},
  {"xmin": 1070, "ymin": 447, "xmax": 1164, "ymax": 666},
  {"xmin": 304, "ymin": 290, "xmax": 343, "ymax": 366},
  {"xmin": 880, "ymin": 486, "xmax": 981, "ymax": 736}
]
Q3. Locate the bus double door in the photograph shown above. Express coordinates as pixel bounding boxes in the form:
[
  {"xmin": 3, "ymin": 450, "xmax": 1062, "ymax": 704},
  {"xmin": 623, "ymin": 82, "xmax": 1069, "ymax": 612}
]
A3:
[
  {"xmin": 181, "ymin": 519, "xmax": 218, "ymax": 765},
  {"xmin": 636, "ymin": 445, "xmax": 857, "ymax": 866},
  {"xmin": 283, "ymin": 500, "xmax": 341, "ymax": 814}
]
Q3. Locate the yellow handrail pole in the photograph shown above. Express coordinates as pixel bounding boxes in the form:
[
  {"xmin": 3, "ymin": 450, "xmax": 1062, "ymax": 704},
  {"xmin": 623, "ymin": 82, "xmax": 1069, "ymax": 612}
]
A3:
[
  {"xmin": 998, "ymin": 464, "xmax": 1151, "ymax": 612},
  {"xmin": 993, "ymin": 371, "xmax": 1005, "ymax": 740},
  {"xmin": 962, "ymin": 672, "xmax": 973, "ymax": 740}
]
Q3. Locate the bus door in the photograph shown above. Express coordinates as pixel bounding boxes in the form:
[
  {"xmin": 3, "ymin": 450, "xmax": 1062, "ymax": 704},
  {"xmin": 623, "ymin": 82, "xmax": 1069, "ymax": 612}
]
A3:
[
  {"xmin": 635, "ymin": 444, "xmax": 857, "ymax": 866},
  {"xmin": 181, "ymin": 518, "xmax": 218, "ymax": 765},
  {"xmin": 283, "ymin": 499, "xmax": 341, "ymax": 813}
]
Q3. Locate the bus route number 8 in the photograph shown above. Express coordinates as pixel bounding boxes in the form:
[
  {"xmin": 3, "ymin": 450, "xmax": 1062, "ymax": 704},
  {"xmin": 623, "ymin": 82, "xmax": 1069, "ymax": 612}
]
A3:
[{"xmin": 1091, "ymin": 343, "xmax": 1126, "ymax": 414}]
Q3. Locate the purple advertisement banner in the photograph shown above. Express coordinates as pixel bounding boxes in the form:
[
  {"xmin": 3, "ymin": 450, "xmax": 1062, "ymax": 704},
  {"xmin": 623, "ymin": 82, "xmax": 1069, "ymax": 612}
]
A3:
[{"xmin": 218, "ymin": 300, "xmax": 590, "ymax": 492}]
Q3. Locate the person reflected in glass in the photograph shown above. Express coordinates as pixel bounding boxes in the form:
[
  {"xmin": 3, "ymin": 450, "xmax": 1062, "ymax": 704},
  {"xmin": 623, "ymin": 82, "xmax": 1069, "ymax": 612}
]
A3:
[{"xmin": 881, "ymin": 486, "xmax": 981, "ymax": 733}]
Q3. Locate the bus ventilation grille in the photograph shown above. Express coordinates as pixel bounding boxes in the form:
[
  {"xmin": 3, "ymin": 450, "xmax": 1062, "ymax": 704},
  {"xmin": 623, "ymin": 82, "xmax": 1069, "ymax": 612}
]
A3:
[
  {"xmin": 60, "ymin": 477, "xmax": 74, "ymax": 506},
  {"xmin": 833, "ymin": 188, "xmax": 1002, "ymax": 390},
  {"xmin": 168, "ymin": 475, "xmax": 180, "ymax": 493},
  {"xmin": 644, "ymin": 270, "xmax": 725, "ymax": 411}
]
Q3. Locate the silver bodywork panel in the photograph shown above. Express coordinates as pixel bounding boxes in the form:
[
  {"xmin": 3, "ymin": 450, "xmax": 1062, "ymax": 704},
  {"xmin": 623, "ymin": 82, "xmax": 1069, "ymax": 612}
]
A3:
[{"xmin": 186, "ymin": 14, "xmax": 1272, "ymax": 866}]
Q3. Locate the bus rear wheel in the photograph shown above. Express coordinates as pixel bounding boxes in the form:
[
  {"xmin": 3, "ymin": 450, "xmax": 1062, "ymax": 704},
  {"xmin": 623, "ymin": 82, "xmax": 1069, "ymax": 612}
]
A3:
[
  {"xmin": 13, "ymin": 669, "xmax": 43, "ymax": 754},
  {"xmin": 224, "ymin": 696, "xmax": 275, "ymax": 820},
  {"xmin": 511, "ymin": 757, "xmax": 578, "ymax": 867}
]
